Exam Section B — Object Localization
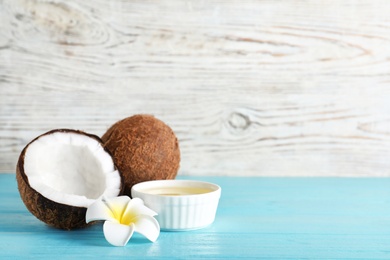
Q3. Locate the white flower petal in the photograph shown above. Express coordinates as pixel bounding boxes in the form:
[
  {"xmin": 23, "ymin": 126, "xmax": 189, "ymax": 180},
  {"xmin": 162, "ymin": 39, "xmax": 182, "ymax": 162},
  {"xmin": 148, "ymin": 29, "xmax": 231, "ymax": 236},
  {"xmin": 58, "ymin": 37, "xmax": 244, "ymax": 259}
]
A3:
[
  {"xmin": 86, "ymin": 199, "xmax": 117, "ymax": 223},
  {"xmin": 134, "ymin": 215, "xmax": 160, "ymax": 242},
  {"xmin": 103, "ymin": 221, "xmax": 135, "ymax": 247},
  {"xmin": 103, "ymin": 196, "xmax": 131, "ymax": 220},
  {"xmin": 125, "ymin": 197, "xmax": 158, "ymax": 217}
]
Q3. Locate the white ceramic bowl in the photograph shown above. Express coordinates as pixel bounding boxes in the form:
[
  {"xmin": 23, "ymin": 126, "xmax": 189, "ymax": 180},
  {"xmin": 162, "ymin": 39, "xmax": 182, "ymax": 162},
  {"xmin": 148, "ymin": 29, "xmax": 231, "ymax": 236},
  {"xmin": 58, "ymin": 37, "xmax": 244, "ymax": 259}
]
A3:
[{"xmin": 131, "ymin": 180, "xmax": 221, "ymax": 231}]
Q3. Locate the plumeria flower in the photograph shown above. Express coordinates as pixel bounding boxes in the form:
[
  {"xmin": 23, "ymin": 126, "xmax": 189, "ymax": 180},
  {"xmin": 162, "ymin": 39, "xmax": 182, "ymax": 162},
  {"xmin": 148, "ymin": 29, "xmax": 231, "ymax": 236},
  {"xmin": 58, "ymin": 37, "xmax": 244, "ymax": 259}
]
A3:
[{"xmin": 86, "ymin": 196, "xmax": 160, "ymax": 246}]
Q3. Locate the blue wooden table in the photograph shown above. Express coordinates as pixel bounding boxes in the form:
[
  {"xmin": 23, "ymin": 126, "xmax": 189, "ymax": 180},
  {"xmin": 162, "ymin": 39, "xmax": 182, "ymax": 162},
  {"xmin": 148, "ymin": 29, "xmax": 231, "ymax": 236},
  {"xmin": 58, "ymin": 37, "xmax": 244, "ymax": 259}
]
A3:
[{"xmin": 1, "ymin": 174, "xmax": 390, "ymax": 259}]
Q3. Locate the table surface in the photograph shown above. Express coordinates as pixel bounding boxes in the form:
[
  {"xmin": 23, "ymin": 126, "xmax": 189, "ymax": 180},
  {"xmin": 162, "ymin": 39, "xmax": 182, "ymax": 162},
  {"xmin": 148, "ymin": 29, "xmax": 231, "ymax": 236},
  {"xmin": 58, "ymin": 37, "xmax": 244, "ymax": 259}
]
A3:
[{"xmin": 1, "ymin": 174, "xmax": 390, "ymax": 259}]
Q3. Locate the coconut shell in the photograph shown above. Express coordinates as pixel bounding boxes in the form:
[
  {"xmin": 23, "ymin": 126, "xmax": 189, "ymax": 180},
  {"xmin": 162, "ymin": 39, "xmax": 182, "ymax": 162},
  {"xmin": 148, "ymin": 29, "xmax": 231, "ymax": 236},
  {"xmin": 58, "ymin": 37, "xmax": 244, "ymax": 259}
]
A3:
[
  {"xmin": 102, "ymin": 114, "xmax": 180, "ymax": 196},
  {"xmin": 16, "ymin": 129, "xmax": 122, "ymax": 230}
]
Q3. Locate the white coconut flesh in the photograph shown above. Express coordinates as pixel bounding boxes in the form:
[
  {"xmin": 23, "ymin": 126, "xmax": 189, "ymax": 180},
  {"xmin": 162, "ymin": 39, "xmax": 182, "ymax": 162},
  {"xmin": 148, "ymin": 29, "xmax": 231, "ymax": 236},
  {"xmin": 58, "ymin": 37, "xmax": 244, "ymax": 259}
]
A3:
[{"xmin": 23, "ymin": 131, "xmax": 121, "ymax": 208}]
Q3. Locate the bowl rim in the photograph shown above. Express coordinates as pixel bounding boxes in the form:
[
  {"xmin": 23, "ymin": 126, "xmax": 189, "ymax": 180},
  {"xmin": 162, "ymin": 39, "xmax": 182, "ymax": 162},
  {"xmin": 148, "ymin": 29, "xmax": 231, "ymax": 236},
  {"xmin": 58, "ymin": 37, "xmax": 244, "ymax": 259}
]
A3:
[{"xmin": 131, "ymin": 179, "xmax": 221, "ymax": 198}]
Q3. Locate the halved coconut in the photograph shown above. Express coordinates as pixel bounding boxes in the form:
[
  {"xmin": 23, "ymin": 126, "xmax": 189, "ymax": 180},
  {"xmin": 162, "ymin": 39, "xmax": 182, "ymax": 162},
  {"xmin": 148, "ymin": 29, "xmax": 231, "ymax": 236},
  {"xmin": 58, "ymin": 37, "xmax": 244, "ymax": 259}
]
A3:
[{"xmin": 16, "ymin": 129, "xmax": 123, "ymax": 230}]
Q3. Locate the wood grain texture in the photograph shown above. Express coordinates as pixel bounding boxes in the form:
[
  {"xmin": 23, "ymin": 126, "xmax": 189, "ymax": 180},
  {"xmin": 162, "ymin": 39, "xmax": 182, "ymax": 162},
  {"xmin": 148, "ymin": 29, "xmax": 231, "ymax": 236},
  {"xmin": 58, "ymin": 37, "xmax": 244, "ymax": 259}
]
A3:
[{"xmin": 1, "ymin": 0, "xmax": 390, "ymax": 176}]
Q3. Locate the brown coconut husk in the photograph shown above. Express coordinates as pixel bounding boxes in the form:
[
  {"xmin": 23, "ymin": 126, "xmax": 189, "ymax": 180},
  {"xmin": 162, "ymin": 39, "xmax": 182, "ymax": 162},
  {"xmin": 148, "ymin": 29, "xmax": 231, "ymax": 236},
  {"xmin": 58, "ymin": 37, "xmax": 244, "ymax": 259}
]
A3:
[{"xmin": 102, "ymin": 114, "xmax": 181, "ymax": 196}]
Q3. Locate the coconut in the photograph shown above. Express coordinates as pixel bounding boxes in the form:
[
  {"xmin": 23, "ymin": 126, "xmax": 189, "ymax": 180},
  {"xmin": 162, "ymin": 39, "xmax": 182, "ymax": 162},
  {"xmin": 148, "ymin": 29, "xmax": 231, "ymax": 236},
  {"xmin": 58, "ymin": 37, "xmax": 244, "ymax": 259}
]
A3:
[
  {"xmin": 16, "ymin": 129, "xmax": 122, "ymax": 230},
  {"xmin": 102, "ymin": 115, "xmax": 180, "ymax": 196}
]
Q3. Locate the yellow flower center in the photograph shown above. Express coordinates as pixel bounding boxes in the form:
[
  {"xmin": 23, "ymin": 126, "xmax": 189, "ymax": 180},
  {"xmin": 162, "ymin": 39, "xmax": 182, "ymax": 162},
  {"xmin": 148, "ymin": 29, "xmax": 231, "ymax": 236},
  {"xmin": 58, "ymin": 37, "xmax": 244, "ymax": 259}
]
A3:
[
  {"xmin": 120, "ymin": 212, "xmax": 137, "ymax": 225},
  {"xmin": 108, "ymin": 205, "xmax": 136, "ymax": 225}
]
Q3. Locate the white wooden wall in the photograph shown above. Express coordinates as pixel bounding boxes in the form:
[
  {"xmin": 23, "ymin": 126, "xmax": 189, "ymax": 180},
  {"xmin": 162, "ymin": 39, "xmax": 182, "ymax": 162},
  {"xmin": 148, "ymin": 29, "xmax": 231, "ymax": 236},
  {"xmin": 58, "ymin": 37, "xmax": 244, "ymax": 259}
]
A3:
[{"xmin": 1, "ymin": 0, "xmax": 390, "ymax": 176}]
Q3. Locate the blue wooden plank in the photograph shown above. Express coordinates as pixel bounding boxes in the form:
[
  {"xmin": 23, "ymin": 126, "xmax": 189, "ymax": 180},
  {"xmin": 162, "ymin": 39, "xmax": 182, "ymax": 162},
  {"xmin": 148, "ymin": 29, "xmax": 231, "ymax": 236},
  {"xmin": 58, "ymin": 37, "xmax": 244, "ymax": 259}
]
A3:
[{"xmin": 1, "ymin": 174, "xmax": 390, "ymax": 259}]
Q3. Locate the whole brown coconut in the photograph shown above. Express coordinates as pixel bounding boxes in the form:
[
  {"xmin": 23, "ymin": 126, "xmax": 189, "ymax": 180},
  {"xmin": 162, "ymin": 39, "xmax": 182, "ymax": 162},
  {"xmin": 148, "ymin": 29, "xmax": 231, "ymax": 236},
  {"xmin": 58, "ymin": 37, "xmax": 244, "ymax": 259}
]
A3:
[
  {"xmin": 16, "ymin": 129, "xmax": 122, "ymax": 230},
  {"xmin": 102, "ymin": 114, "xmax": 180, "ymax": 196}
]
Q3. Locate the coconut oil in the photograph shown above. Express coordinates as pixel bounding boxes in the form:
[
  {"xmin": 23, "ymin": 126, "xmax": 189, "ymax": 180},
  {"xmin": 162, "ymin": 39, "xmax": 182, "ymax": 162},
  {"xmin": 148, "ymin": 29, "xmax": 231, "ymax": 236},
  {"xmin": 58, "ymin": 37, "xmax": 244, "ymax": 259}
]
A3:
[{"xmin": 142, "ymin": 186, "xmax": 213, "ymax": 196}]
